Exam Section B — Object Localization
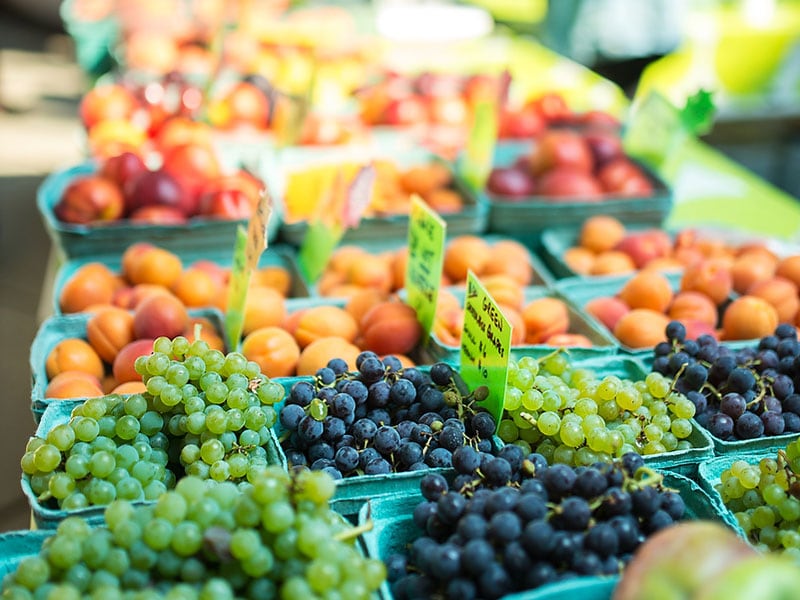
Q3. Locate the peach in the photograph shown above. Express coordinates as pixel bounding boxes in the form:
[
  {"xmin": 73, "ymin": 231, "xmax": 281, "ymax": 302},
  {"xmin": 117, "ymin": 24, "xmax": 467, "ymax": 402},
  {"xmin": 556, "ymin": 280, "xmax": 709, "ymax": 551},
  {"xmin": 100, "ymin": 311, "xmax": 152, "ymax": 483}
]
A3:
[
  {"xmin": 295, "ymin": 306, "xmax": 358, "ymax": 348},
  {"xmin": 522, "ymin": 297, "xmax": 569, "ymax": 344},
  {"xmin": 86, "ymin": 307, "xmax": 136, "ymax": 364},
  {"xmin": 360, "ymin": 301, "xmax": 423, "ymax": 356},
  {"xmin": 192, "ymin": 260, "xmax": 229, "ymax": 288},
  {"xmin": 345, "ymin": 288, "xmax": 388, "ymax": 325},
  {"xmin": 545, "ymin": 333, "xmax": 593, "ymax": 348},
  {"xmin": 585, "ymin": 296, "xmax": 630, "ymax": 332},
  {"xmin": 297, "ymin": 336, "xmax": 361, "ymax": 376},
  {"xmin": 128, "ymin": 246, "xmax": 183, "ymax": 288},
  {"xmin": 484, "ymin": 240, "xmax": 534, "ymax": 286},
  {"xmin": 683, "ymin": 319, "xmax": 720, "ymax": 341},
  {"xmin": 618, "ymin": 270, "xmax": 673, "ymax": 313},
  {"xmin": 46, "ymin": 338, "xmax": 105, "ymax": 379},
  {"xmin": 242, "ymin": 326, "xmax": 301, "ymax": 378},
  {"xmin": 721, "ymin": 296, "xmax": 779, "ymax": 341},
  {"xmin": 348, "ymin": 253, "xmax": 394, "ymax": 294},
  {"xmin": 59, "ymin": 263, "xmax": 118, "ymax": 313},
  {"xmin": 563, "ymin": 246, "xmax": 595, "ymax": 275},
  {"xmin": 680, "ymin": 259, "xmax": 733, "ymax": 306},
  {"xmin": 747, "ymin": 277, "xmax": 800, "ymax": 324},
  {"xmin": 613, "ymin": 309, "xmax": 670, "ymax": 348},
  {"xmin": 127, "ymin": 284, "xmax": 173, "ymax": 309},
  {"xmin": 171, "ymin": 268, "xmax": 217, "ymax": 307},
  {"xmin": 590, "ymin": 251, "xmax": 636, "ymax": 276},
  {"xmin": 443, "ymin": 236, "xmax": 491, "ymax": 282},
  {"xmin": 45, "ymin": 371, "xmax": 104, "ymax": 399},
  {"xmin": 668, "ymin": 291, "xmax": 719, "ymax": 327},
  {"xmin": 776, "ymin": 255, "xmax": 800, "ymax": 288},
  {"xmin": 731, "ymin": 254, "xmax": 776, "ymax": 295},
  {"xmin": 579, "ymin": 216, "xmax": 626, "ymax": 253},
  {"xmin": 243, "ymin": 287, "xmax": 286, "ymax": 336},
  {"xmin": 110, "ymin": 381, "xmax": 147, "ymax": 395},
  {"xmin": 112, "ymin": 338, "xmax": 155, "ymax": 383},
  {"xmin": 133, "ymin": 293, "xmax": 189, "ymax": 340},
  {"xmin": 614, "ymin": 230, "xmax": 672, "ymax": 269}
]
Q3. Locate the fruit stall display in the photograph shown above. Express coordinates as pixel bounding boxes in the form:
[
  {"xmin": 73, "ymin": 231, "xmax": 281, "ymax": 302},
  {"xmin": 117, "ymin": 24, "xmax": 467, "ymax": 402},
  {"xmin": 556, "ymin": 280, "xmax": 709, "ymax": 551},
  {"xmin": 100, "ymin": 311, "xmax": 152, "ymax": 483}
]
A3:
[{"xmin": 11, "ymin": 3, "xmax": 800, "ymax": 600}]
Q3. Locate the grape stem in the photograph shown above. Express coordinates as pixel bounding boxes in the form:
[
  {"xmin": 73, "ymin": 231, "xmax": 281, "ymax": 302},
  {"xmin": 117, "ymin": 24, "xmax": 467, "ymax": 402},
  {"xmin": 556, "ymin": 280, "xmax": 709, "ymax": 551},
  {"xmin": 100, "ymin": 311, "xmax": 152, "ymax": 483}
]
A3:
[
  {"xmin": 334, "ymin": 518, "xmax": 374, "ymax": 542},
  {"xmin": 624, "ymin": 466, "xmax": 664, "ymax": 491}
]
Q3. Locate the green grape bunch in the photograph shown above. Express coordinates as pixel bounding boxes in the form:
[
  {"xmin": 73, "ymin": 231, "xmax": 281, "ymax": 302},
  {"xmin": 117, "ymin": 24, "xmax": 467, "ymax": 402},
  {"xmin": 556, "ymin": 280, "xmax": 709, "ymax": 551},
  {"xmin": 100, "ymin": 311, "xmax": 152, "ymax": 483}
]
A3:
[
  {"xmin": 498, "ymin": 351, "xmax": 697, "ymax": 467},
  {"xmin": 3, "ymin": 470, "xmax": 386, "ymax": 600},
  {"xmin": 21, "ymin": 336, "xmax": 288, "ymax": 511},
  {"xmin": 718, "ymin": 439, "xmax": 800, "ymax": 562}
]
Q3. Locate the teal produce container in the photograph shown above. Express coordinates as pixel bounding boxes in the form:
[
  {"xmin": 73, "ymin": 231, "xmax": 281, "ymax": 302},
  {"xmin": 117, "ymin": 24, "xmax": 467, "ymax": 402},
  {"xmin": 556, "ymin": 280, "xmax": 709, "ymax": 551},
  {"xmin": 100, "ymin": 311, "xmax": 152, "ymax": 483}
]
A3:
[
  {"xmin": 0, "ymin": 530, "xmax": 53, "ymax": 581},
  {"xmin": 37, "ymin": 162, "xmax": 282, "ymax": 260},
  {"xmin": 360, "ymin": 471, "xmax": 737, "ymax": 600}
]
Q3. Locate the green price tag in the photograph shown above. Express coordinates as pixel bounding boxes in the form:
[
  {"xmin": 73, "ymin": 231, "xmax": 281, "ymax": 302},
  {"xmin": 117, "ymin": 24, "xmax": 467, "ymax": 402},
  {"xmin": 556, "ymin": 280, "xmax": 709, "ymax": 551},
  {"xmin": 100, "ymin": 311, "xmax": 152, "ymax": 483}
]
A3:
[
  {"xmin": 459, "ymin": 271, "xmax": 512, "ymax": 428},
  {"xmin": 623, "ymin": 91, "xmax": 687, "ymax": 170},
  {"xmin": 298, "ymin": 220, "xmax": 345, "ymax": 284},
  {"xmin": 460, "ymin": 100, "xmax": 498, "ymax": 192},
  {"xmin": 224, "ymin": 190, "xmax": 273, "ymax": 348},
  {"xmin": 405, "ymin": 195, "xmax": 447, "ymax": 337}
]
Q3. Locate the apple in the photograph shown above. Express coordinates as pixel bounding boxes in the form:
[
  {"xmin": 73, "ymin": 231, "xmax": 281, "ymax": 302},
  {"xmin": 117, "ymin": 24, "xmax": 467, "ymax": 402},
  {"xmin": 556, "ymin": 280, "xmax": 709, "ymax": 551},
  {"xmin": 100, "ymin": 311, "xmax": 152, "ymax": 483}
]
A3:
[
  {"xmin": 530, "ymin": 130, "xmax": 594, "ymax": 175},
  {"xmin": 162, "ymin": 143, "xmax": 222, "ymax": 206},
  {"xmin": 537, "ymin": 167, "xmax": 603, "ymax": 199},
  {"xmin": 99, "ymin": 151, "xmax": 148, "ymax": 189},
  {"xmin": 124, "ymin": 168, "xmax": 194, "ymax": 216},
  {"xmin": 198, "ymin": 189, "xmax": 253, "ymax": 219},
  {"xmin": 55, "ymin": 176, "xmax": 125, "ymax": 224},
  {"xmin": 486, "ymin": 167, "xmax": 535, "ymax": 198},
  {"xmin": 128, "ymin": 205, "xmax": 188, "ymax": 225},
  {"xmin": 79, "ymin": 84, "xmax": 139, "ymax": 130}
]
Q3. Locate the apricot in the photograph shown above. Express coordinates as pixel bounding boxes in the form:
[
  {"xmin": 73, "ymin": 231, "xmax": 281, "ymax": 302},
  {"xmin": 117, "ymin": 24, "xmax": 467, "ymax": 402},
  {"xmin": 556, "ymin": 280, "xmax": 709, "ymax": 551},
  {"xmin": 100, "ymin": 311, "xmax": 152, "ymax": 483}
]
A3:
[
  {"xmin": 522, "ymin": 297, "xmax": 569, "ymax": 344},
  {"xmin": 46, "ymin": 338, "xmax": 105, "ymax": 379},
  {"xmin": 86, "ymin": 307, "xmax": 136, "ymax": 364},
  {"xmin": 316, "ymin": 271, "xmax": 347, "ymax": 297},
  {"xmin": 613, "ymin": 309, "xmax": 670, "ymax": 348},
  {"xmin": 345, "ymin": 288, "xmax": 388, "ymax": 325},
  {"xmin": 59, "ymin": 263, "xmax": 118, "ymax": 313},
  {"xmin": 433, "ymin": 290, "xmax": 463, "ymax": 346},
  {"xmin": 748, "ymin": 277, "xmax": 800, "ymax": 324},
  {"xmin": 125, "ymin": 246, "xmax": 183, "ymax": 288},
  {"xmin": 242, "ymin": 326, "xmax": 301, "ymax": 378},
  {"xmin": 498, "ymin": 304, "xmax": 526, "ymax": 345},
  {"xmin": 171, "ymin": 268, "xmax": 218, "ymax": 307},
  {"xmin": 776, "ymin": 255, "xmax": 800, "ymax": 288},
  {"xmin": 579, "ymin": 215, "xmax": 626, "ymax": 253},
  {"xmin": 133, "ymin": 293, "xmax": 189, "ymax": 340},
  {"xmin": 585, "ymin": 296, "xmax": 630, "ymax": 332},
  {"xmin": 721, "ymin": 296, "xmax": 779, "ymax": 341},
  {"xmin": 618, "ymin": 271, "xmax": 673, "ymax": 313},
  {"xmin": 424, "ymin": 189, "xmax": 463, "ymax": 214},
  {"xmin": 731, "ymin": 254, "xmax": 776, "ymax": 295},
  {"xmin": 684, "ymin": 319, "xmax": 719, "ymax": 341},
  {"xmin": 614, "ymin": 230, "xmax": 672, "ymax": 269},
  {"xmin": 253, "ymin": 266, "xmax": 292, "ymax": 296},
  {"xmin": 480, "ymin": 274, "xmax": 525, "ymax": 311},
  {"xmin": 328, "ymin": 246, "xmax": 367, "ymax": 274},
  {"xmin": 127, "ymin": 284, "xmax": 173, "ymax": 309},
  {"xmin": 484, "ymin": 240, "xmax": 533, "ymax": 286},
  {"xmin": 297, "ymin": 336, "xmax": 361, "ymax": 376},
  {"xmin": 399, "ymin": 163, "xmax": 451, "ymax": 196},
  {"xmin": 444, "ymin": 236, "xmax": 491, "ymax": 282},
  {"xmin": 589, "ymin": 251, "xmax": 636, "ymax": 276},
  {"xmin": 680, "ymin": 259, "xmax": 733, "ymax": 306},
  {"xmin": 348, "ymin": 253, "xmax": 394, "ymax": 294},
  {"xmin": 192, "ymin": 260, "xmax": 229, "ymax": 288},
  {"xmin": 45, "ymin": 371, "xmax": 104, "ymax": 399},
  {"xmin": 563, "ymin": 246, "xmax": 595, "ymax": 276},
  {"xmin": 391, "ymin": 247, "xmax": 409, "ymax": 291},
  {"xmin": 112, "ymin": 338, "xmax": 155, "ymax": 383},
  {"xmin": 110, "ymin": 381, "xmax": 147, "ymax": 395},
  {"xmin": 643, "ymin": 257, "xmax": 684, "ymax": 273},
  {"xmin": 184, "ymin": 317, "xmax": 225, "ymax": 352},
  {"xmin": 545, "ymin": 333, "xmax": 593, "ymax": 348},
  {"xmin": 668, "ymin": 291, "xmax": 718, "ymax": 327},
  {"xmin": 295, "ymin": 306, "xmax": 358, "ymax": 348},
  {"xmin": 243, "ymin": 287, "xmax": 287, "ymax": 336},
  {"xmin": 360, "ymin": 301, "xmax": 423, "ymax": 356}
]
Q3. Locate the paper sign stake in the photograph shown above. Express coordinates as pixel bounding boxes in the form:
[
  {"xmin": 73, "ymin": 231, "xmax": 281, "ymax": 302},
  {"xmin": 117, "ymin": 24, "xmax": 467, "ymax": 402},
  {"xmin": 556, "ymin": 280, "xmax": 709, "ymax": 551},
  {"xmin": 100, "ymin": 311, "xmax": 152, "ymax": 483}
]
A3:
[
  {"xmin": 225, "ymin": 189, "xmax": 273, "ymax": 349},
  {"xmin": 459, "ymin": 271, "xmax": 512, "ymax": 429},
  {"xmin": 405, "ymin": 195, "xmax": 446, "ymax": 338}
]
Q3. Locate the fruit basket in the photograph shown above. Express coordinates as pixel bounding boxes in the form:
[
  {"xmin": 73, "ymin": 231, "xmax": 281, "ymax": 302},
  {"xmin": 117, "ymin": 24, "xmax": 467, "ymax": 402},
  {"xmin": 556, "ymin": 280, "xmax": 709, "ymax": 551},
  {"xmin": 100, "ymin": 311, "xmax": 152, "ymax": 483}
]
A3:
[
  {"xmin": 473, "ymin": 141, "xmax": 672, "ymax": 240},
  {"xmin": 37, "ymin": 162, "xmax": 282, "ymax": 260},
  {"xmin": 0, "ymin": 530, "xmax": 54, "ymax": 579},
  {"xmin": 423, "ymin": 286, "xmax": 620, "ymax": 363},
  {"xmin": 265, "ymin": 145, "xmax": 487, "ymax": 245},
  {"xmin": 360, "ymin": 470, "xmax": 736, "ymax": 600},
  {"xmin": 23, "ymin": 397, "xmax": 285, "ymax": 530},
  {"xmin": 29, "ymin": 308, "xmax": 227, "ymax": 424},
  {"xmin": 51, "ymin": 243, "xmax": 308, "ymax": 316}
]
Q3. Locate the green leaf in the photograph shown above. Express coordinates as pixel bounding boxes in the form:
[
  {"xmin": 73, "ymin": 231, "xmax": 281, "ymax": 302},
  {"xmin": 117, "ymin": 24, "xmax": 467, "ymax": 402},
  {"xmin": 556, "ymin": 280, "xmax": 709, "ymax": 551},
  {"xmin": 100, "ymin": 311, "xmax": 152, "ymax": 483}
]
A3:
[{"xmin": 680, "ymin": 89, "xmax": 716, "ymax": 136}]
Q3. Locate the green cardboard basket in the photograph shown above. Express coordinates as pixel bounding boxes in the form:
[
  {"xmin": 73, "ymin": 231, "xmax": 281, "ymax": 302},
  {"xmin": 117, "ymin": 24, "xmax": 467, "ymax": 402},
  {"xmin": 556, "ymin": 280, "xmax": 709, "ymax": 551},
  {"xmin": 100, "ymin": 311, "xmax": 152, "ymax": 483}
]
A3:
[
  {"xmin": 37, "ymin": 162, "xmax": 282, "ymax": 260},
  {"xmin": 29, "ymin": 308, "xmax": 227, "ymax": 424},
  {"xmin": 359, "ymin": 471, "xmax": 737, "ymax": 600},
  {"xmin": 23, "ymin": 395, "xmax": 286, "ymax": 530},
  {"xmin": 422, "ymin": 286, "xmax": 620, "ymax": 364},
  {"xmin": 0, "ymin": 530, "xmax": 54, "ymax": 581},
  {"xmin": 51, "ymin": 243, "xmax": 308, "ymax": 316},
  {"xmin": 266, "ymin": 145, "xmax": 487, "ymax": 246},
  {"xmin": 468, "ymin": 141, "xmax": 672, "ymax": 241},
  {"xmin": 59, "ymin": 0, "xmax": 118, "ymax": 77}
]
